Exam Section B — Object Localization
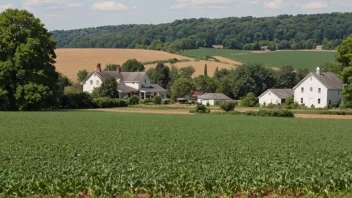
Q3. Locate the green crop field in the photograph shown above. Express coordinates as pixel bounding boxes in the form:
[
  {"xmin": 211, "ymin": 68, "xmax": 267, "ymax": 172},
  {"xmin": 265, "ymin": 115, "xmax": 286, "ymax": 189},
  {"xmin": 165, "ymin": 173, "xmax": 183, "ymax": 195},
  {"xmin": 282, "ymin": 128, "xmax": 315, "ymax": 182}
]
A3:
[
  {"xmin": 1, "ymin": 112, "xmax": 352, "ymax": 197},
  {"xmin": 181, "ymin": 48, "xmax": 337, "ymax": 71}
]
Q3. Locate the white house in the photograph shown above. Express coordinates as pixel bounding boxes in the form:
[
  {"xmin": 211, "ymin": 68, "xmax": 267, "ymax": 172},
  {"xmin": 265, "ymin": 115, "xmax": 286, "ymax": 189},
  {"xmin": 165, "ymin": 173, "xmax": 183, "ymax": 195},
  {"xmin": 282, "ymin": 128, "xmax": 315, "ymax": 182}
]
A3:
[
  {"xmin": 293, "ymin": 67, "xmax": 344, "ymax": 108},
  {"xmin": 197, "ymin": 93, "xmax": 232, "ymax": 106},
  {"xmin": 81, "ymin": 65, "xmax": 167, "ymax": 99},
  {"xmin": 258, "ymin": 89, "xmax": 294, "ymax": 106}
]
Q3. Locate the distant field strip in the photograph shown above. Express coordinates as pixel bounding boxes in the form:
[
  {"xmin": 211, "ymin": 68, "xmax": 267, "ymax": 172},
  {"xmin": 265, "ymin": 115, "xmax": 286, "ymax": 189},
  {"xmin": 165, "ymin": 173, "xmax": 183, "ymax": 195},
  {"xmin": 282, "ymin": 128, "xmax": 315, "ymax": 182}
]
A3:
[
  {"xmin": 1, "ymin": 111, "xmax": 352, "ymax": 196},
  {"xmin": 181, "ymin": 48, "xmax": 337, "ymax": 70}
]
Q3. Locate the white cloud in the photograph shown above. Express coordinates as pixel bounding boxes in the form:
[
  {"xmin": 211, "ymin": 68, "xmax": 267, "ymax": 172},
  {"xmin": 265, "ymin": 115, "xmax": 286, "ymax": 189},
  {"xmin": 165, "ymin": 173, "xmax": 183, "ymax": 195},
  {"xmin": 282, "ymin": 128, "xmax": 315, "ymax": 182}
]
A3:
[
  {"xmin": 91, "ymin": 1, "xmax": 129, "ymax": 11},
  {"xmin": 0, "ymin": 3, "xmax": 14, "ymax": 11},
  {"xmin": 171, "ymin": 0, "xmax": 234, "ymax": 9},
  {"xmin": 301, "ymin": 2, "xmax": 328, "ymax": 9},
  {"xmin": 264, "ymin": 0, "xmax": 282, "ymax": 8},
  {"xmin": 22, "ymin": 0, "xmax": 82, "ymax": 9}
]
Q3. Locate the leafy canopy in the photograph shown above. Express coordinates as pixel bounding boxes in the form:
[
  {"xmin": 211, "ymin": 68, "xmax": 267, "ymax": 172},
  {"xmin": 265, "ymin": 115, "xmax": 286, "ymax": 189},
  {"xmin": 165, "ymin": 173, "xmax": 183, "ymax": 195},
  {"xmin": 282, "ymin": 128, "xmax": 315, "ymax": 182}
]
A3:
[{"xmin": 0, "ymin": 9, "xmax": 59, "ymax": 110}]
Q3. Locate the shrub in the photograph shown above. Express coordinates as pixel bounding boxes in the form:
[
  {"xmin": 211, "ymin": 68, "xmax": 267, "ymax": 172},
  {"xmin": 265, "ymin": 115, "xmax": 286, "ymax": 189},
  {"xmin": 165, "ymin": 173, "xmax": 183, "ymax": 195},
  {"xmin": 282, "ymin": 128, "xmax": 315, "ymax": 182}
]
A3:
[
  {"xmin": 189, "ymin": 110, "xmax": 195, "ymax": 113},
  {"xmin": 266, "ymin": 103, "xmax": 277, "ymax": 109},
  {"xmin": 195, "ymin": 104, "xmax": 211, "ymax": 114},
  {"xmin": 129, "ymin": 95, "xmax": 140, "ymax": 105},
  {"xmin": 285, "ymin": 96, "xmax": 294, "ymax": 106},
  {"xmin": 257, "ymin": 110, "xmax": 294, "ymax": 117},
  {"xmin": 143, "ymin": 98, "xmax": 151, "ymax": 104},
  {"xmin": 59, "ymin": 92, "xmax": 93, "ymax": 109},
  {"xmin": 220, "ymin": 101, "xmax": 236, "ymax": 112},
  {"xmin": 240, "ymin": 92, "xmax": 258, "ymax": 107},
  {"xmin": 162, "ymin": 99, "xmax": 170, "ymax": 105},
  {"xmin": 92, "ymin": 98, "xmax": 128, "ymax": 108},
  {"xmin": 153, "ymin": 95, "xmax": 162, "ymax": 105}
]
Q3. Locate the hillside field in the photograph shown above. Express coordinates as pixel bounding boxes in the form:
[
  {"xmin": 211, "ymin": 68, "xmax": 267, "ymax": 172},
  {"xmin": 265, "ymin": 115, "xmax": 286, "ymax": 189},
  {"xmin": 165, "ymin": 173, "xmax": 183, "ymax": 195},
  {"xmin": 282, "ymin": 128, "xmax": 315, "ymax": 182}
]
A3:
[
  {"xmin": 55, "ymin": 49, "xmax": 236, "ymax": 81},
  {"xmin": 1, "ymin": 111, "xmax": 352, "ymax": 196},
  {"xmin": 181, "ymin": 48, "xmax": 337, "ymax": 70}
]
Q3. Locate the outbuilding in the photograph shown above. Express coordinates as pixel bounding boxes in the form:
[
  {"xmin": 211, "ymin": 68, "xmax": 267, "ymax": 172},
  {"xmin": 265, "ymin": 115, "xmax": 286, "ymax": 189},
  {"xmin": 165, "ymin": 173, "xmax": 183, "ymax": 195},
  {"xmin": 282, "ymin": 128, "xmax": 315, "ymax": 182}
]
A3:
[
  {"xmin": 197, "ymin": 93, "xmax": 232, "ymax": 106},
  {"xmin": 258, "ymin": 89, "xmax": 294, "ymax": 106}
]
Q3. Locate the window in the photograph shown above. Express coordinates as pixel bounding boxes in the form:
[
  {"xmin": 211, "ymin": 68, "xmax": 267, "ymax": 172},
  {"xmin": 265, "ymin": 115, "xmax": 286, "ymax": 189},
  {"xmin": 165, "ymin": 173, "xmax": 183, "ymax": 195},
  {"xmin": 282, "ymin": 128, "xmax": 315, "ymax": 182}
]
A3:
[
  {"xmin": 318, "ymin": 88, "xmax": 321, "ymax": 93},
  {"xmin": 338, "ymin": 90, "xmax": 340, "ymax": 95},
  {"xmin": 96, "ymin": 80, "xmax": 100, "ymax": 85},
  {"xmin": 310, "ymin": 87, "xmax": 313, "ymax": 92},
  {"xmin": 329, "ymin": 100, "xmax": 332, "ymax": 105},
  {"xmin": 310, "ymin": 76, "xmax": 312, "ymax": 81},
  {"xmin": 90, "ymin": 80, "xmax": 93, "ymax": 85},
  {"xmin": 301, "ymin": 98, "xmax": 303, "ymax": 104},
  {"xmin": 269, "ymin": 93, "xmax": 271, "ymax": 95},
  {"xmin": 301, "ymin": 87, "xmax": 304, "ymax": 93},
  {"xmin": 318, "ymin": 99, "xmax": 321, "ymax": 104},
  {"xmin": 145, "ymin": 79, "xmax": 147, "ymax": 83}
]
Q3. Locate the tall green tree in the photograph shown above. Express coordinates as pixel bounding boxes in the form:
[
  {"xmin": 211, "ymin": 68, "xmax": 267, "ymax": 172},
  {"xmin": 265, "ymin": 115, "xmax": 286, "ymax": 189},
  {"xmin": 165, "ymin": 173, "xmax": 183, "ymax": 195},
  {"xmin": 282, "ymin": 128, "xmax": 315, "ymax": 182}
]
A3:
[
  {"xmin": 229, "ymin": 63, "xmax": 276, "ymax": 99},
  {"xmin": 180, "ymin": 66, "xmax": 195, "ymax": 78},
  {"xmin": 104, "ymin": 64, "xmax": 119, "ymax": 71},
  {"xmin": 92, "ymin": 77, "xmax": 119, "ymax": 98},
  {"xmin": 170, "ymin": 78, "xmax": 194, "ymax": 101},
  {"xmin": 77, "ymin": 70, "xmax": 89, "ymax": 83},
  {"xmin": 204, "ymin": 64, "xmax": 208, "ymax": 76},
  {"xmin": 0, "ymin": 9, "xmax": 59, "ymax": 110},
  {"xmin": 320, "ymin": 62, "xmax": 343, "ymax": 74},
  {"xmin": 336, "ymin": 35, "xmax": 352, "ymax": 68},
  {"xmin": 147, "ymin": 62, "xmax": 170, "ymax": 89},
  {"xmin": 121, "ymin": 59, "xmax": 145, "ymax": 72},
  {"xmin": 275, "ymin": 65, "xmax": 296, "ymax": 88},
  {"xmin": 341, "ymin": 67, "xmax": 352, "ymax": 108},
  {"xmin": 295, "ymin": 68, "xmax": 310, "ymax": 83},
  {"xmin": 193, "ymin": 75, "xmax": 216, "ymax": 93}
]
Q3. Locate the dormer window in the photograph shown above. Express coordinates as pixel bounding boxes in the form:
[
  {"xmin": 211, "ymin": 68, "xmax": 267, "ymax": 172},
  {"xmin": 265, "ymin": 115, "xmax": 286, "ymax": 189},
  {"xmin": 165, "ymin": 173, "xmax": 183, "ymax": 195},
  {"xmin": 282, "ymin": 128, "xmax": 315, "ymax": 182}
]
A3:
[
  {"xmin": 96, "ymin": 80, "xmax": 100, "ymax": 85},
  {"xmin": 310, "ymin": 87, "xmax": 313, "ymax": 92},
  {"xmin": 90, "ymin": 80, "xmax": 93, "ymax": 85},
  {"xmin": 318, "ymin": 88, "xmax": 321, "ymax": 93},
  {"xmin": 145, "ymin": 79, "xmax": 147, "ymax": 83},
  {"xmin": 301, "ymin": 87, "xmax": 304, "ymax": 93}
]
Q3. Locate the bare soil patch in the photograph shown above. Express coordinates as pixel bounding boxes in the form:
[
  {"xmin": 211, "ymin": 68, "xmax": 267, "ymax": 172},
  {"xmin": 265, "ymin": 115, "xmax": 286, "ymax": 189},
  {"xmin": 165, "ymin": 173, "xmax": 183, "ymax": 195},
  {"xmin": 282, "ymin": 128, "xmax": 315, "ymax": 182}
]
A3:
[
  {"xmin": 55, "ymin": 49, "xmax": 189, "ymax": 80},
  {"xmin": 295, "ymin": 114, "xmax": 352, "ymax": 120}
]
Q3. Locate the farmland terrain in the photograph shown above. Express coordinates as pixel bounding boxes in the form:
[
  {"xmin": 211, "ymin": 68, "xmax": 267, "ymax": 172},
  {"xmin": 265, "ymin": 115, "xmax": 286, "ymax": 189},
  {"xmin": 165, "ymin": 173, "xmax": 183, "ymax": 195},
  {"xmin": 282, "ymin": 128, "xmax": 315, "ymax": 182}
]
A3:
[
  {"xmin": 54, "ymin": 49, "xmax": 236, "ymax": 80},
  {"xmin": 181, "ymin": 48, "xmax": 336, "ymax": 70},
  {"xmin": 1, "ymin": 111, "xmax": 352, "ymax": 197}
]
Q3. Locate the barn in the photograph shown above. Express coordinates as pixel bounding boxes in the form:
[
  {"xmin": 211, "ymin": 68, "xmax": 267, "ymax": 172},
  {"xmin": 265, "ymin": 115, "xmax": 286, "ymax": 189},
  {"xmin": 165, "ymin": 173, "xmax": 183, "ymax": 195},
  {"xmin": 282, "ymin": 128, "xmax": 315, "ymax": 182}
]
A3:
[
  {"xmin": 258, "ymin": 89, "xmax": 294, "ymax": 106},
  {"xmin": 197, "ymin": 93, "xmax": 232, "ymax": 106}
]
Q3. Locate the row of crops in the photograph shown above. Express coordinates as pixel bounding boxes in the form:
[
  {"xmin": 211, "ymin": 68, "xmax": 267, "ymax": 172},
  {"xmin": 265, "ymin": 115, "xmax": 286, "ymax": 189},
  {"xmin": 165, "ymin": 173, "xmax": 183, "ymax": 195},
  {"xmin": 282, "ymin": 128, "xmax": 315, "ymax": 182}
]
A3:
[{"xmin": 1, "ymin": 112, "xmax": 352, "ymax": 197}]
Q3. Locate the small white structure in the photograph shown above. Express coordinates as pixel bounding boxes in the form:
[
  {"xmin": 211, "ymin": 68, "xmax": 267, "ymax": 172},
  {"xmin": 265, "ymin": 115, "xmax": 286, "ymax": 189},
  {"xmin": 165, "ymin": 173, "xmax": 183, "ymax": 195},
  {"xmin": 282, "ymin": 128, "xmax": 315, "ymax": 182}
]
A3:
[
  {"xmin": 293, "ymin": 67, "xmax": 344, "ymax": 108},
  {"xmin": 197, "ymin": 93, "xmax": 232, "ymax": 106},
  {"xmin": 81, "ymin": 65, "xmax": 167, "ymax": 99},
  {"xmin": 258, "ymin": 89, "xmax": 294, "ymax": 106}
]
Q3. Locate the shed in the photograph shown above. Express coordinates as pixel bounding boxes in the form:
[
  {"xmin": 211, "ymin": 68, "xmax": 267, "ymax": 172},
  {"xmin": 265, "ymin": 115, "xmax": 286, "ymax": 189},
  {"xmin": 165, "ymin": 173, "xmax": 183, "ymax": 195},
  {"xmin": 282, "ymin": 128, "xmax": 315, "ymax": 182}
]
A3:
[
  {"xmin": 258, "ymin": 89, "xmax": 294, "ymax": 106},
  {"xmin": 197, "ymin": 93, "xmax": 232, "ymax": 106}
]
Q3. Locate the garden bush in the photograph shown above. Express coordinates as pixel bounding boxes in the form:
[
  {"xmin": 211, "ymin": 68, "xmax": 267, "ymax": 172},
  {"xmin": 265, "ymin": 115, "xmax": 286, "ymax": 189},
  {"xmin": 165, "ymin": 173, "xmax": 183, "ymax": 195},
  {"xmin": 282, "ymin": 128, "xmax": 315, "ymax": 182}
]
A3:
[
  {"xmin": 129, "ymin": 95, "xmax": 140, "ymax": 105},
  {"xmin": 194, "ymin": 104, "xmax": 211, "ymax": 114},
  {"xmin": 59, "ymin": 92, "xmax": 93, "ymax": 109},
  {"xmin": 240, "ymin": 92, "xmax": 258, "ymax": 107},
  {"xmin": 220, "ymin": 101, "xmax": 236, "ymax": 112},
  {"xmin": 92, "ymin": 98, "xmax": 128, "ymax": 108},
  {"xmin": 153, "ymin": 95, "xmax": 162, "ymax": 105}
]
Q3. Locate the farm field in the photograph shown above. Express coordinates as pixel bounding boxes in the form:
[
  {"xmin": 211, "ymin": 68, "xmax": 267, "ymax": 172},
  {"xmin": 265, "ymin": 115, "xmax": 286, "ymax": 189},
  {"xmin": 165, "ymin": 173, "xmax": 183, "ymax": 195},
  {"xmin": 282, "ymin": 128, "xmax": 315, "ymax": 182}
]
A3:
[
  {"xmin": 55, "ymin": 49, "xmax": 235, "ymax": 80},
  {"xmin": 181, "ymin": 48, "xmax": 337, "ymax": 70},
  {"xmin": 1, "ymin": 112, "xmax": 352, "ymax": 197}
]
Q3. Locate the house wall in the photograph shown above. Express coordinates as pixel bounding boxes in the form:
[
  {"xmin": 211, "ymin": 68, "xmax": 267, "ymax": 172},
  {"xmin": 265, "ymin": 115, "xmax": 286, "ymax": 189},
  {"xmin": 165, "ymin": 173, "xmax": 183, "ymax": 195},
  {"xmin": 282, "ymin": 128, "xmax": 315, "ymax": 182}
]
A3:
[
  {"xmin": 83, "ymin": 73, "xmax": 102, "ymax": 93},
  {"xmin": 139, "ymin": 74, "xmax": 151, "ymax": 89},
  {"xmin": 294, "ymin": 74, "xmax": 328, "ymax": 108},
  {"xmin": 327, "ymin": 89, "xmax": 343, "ymax": 106},
  {"xmin": 259, "ymin": 91, "xmax": 281, "ymax": 106},
  {"xmin": 125, "ymin": 82, "xmax": 140, "ymax": 90}
]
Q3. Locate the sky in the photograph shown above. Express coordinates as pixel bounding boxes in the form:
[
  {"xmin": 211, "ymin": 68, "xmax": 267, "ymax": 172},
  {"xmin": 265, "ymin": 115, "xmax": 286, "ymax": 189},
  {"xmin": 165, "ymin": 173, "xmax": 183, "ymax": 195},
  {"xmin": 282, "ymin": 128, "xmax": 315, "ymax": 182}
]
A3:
[{"xmin": 0, "ymin": 0, "xmax": 351, "ymax": 30}]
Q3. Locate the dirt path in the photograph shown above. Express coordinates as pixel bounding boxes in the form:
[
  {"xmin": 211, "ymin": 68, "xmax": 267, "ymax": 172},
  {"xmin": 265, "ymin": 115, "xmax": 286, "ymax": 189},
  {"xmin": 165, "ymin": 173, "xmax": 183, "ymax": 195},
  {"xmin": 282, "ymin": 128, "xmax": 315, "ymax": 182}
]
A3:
[{"xmin": 295, "ymin": 114, "xmax": 352, "ymax": 120}]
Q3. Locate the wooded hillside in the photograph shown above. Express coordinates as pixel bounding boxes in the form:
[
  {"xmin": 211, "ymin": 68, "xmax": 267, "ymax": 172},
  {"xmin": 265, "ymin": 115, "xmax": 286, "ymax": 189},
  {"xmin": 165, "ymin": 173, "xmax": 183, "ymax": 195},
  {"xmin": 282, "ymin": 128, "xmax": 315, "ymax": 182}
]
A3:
[{"xmin": 52, "ymin": 12, "xmax": 352, "ymax": 51}]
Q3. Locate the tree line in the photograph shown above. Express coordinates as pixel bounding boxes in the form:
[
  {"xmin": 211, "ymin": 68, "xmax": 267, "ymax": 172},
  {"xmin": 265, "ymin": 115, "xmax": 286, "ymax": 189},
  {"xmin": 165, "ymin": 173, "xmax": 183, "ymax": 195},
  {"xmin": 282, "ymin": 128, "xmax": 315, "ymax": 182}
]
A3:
[{"xmin": 52, "ymin": 12, "xmax": 352, "ymax": 51}]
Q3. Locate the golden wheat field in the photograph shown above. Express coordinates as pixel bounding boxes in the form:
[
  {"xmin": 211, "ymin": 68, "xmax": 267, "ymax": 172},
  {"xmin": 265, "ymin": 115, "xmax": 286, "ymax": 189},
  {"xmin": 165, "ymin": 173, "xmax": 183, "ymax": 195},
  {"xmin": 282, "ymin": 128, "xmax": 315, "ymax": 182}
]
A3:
[{"xmin": 55, "ymin": 49, "xmax": 238, "ymax": 80}]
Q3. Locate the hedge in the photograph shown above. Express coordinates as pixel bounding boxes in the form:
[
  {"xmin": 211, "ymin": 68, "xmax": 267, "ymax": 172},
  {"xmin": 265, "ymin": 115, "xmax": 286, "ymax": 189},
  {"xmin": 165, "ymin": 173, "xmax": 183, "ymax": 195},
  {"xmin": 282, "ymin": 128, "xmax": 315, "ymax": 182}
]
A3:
[
  {"xmin": 59, "ymin": 93, "xmax": 128, "ymax": 109},
  {"xmin": 92, "ymin": 98, "xmax": 128, "ymax": 108}
]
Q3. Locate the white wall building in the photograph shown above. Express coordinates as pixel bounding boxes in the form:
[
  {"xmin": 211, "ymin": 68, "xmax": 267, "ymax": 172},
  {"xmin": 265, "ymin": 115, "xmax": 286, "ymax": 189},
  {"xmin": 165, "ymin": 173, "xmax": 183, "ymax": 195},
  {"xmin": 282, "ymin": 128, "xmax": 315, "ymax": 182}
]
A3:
[
  {"xmin": 293, "ymin": 67, "xmax": 344, "ymax": 108},
  {"xmin": 258, "ymin": 89, "xmax": 294, "ymax": 106},
  {"xmin": 81, "ymin": 65, "xmax": 167, "ymax": 99},
  {"xmin": 197, "ymin": 93, "xmax": 232, "ymax": 106}
]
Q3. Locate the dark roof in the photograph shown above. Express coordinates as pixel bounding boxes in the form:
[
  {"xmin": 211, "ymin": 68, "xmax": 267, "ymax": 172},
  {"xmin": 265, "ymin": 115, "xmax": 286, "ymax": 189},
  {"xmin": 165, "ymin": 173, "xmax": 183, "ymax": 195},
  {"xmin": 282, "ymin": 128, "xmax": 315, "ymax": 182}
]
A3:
[
  {"xmin": 117, "ymin": 83, "xmax": 139, "ymax": 93},
  {"xmin": 198, "ymin": 93, "xmax": 232, "ymax": 100},
  {"xmin": 311, "ymin": 72, "xmax": 344, "ymax": 89},
  {"xmin": 260, "ymin": 89, "xmax": 294, "ymax": 99},
  {"xmin": 82, "ymin": 71, "xmax": 146, "ymax": 84},
  {"xmin": 293, "ymin": 72, "xmax": 343, "ymax": 90},
  {"xmin": 140, "ymin": 84, "xmax": 166, "ymax": 92}
]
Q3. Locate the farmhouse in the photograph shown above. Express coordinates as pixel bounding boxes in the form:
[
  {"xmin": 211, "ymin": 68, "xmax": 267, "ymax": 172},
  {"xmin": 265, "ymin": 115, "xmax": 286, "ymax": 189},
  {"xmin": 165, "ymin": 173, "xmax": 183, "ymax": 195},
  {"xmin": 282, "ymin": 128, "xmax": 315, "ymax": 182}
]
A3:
[
  {"xmin": 82, "ymin": 65, "xmax": 167, "ymax": 99},
  {"xmin": 316, "ymin": 45, "xmax": 323, "ymax": 50},
  {"xmin": 293, "ymin": 67, "xmax": 343, "ymax": 108},
  {"xmin": 261, "ymin": 46, "xmax": 270, "ymax": 51},
  {"xmin": 258, "ymin": 89, "xmax": 294, "ymax": 106},
  {"xmin": 197, "ymin": 93, "xmax": 232, "ymax": 106},
  {"xmin": 212, "ymin": 45, "xmax": 224, "ymax": 49}
]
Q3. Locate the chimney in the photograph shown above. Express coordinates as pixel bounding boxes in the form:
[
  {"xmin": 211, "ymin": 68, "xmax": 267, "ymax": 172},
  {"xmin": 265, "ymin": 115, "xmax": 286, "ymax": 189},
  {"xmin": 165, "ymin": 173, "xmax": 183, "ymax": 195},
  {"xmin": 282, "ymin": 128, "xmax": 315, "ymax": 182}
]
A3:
[
  {"xmin": 116, "ymin": 65, "xmax": 121, "ymax": 74},
  {"xmin": 96, "ymin": 63, "xmax": 101, "ymax": 73},
  {"xmin": 316, "ymin": 67, "xmax": 321, "ymax": 75}
]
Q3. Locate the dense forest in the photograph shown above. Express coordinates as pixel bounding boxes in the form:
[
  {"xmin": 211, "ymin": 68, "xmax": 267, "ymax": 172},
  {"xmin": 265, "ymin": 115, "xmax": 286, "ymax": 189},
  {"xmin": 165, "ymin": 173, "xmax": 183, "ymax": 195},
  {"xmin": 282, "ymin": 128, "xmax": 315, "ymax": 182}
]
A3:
[{"xmin": 52, "ymin": 12, "xmax": 352, "ymax": 51}]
